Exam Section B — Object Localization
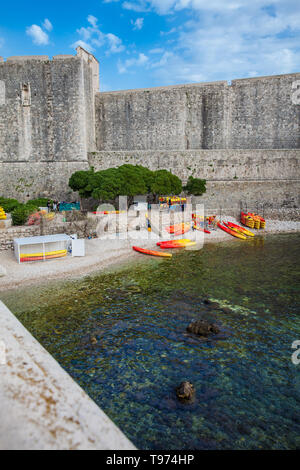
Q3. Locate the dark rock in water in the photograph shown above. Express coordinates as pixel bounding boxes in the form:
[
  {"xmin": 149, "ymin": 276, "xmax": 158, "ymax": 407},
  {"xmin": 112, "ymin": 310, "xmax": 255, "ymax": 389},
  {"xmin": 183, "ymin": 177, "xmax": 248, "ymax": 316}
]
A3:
[
  {"xmin": 203, "ymin": 298, "xmax": 220, "ymax": 309},
  {"xmin": 187, "ymin": 320, "xmax": 220, "ymax": 337},
  {"xmin": 176, "ymin": 381, "xmax": 195, "ymax": 402},
  {"xmin": 222, "ymin": 307, "xmax": 233, "ymax": 314}
]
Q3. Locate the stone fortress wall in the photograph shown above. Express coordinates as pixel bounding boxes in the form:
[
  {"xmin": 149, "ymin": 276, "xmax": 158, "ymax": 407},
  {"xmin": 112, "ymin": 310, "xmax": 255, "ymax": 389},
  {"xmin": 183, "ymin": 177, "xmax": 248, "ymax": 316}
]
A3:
[
  {"xmin": 92, "ymin": 73, "xmax": 300, "ymax": 211},
  {"xmin": 0, "ymin": 46, "xmax": 299, "ymax": 212},
  {"xmin": 0, "ymin": 47, "xmax": 96, "ymax": 200}
]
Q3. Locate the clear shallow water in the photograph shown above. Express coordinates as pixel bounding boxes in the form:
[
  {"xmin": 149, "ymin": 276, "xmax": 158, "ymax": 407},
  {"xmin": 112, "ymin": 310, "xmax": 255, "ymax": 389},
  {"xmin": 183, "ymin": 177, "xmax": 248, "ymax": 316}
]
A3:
[{"xmin": 2, "ymin": 233, "xmax": 300, "ymax": 449}]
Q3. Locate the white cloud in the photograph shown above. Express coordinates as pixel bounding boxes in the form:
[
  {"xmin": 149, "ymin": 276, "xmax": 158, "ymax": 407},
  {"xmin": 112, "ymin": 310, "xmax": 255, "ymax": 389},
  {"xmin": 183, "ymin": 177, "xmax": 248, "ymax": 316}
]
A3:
[
  {"xmin": 101, "ymin": 1, "xmax": 299, "ymax": 84},
  {"xmin": 87, "ymin": 15, "xmax": 98, "ymax": 28},
  {"xmin": 72, "ymin": 15, "xmax": 124, "ymax": 54},
  {"xmin": 72, "ymin": 40, "xmax": 95, "ymax": 53},
  {"xmin": 106, "ymin": 33, "xmax": 125, "ymax": 53},
  {"xmin": 149, "ymin": 48, "xmax": 165, "ymax": 54},
  {"xmin": 26, "ymin": 25, "xmax": 49, "ymax": 45},
  {"xmin": 132, "ymin": 17, "xmax": 144, "ymax": 30},
  {"xmin": 122, "ymin": 1, "xmax": 150, "ymax": 13},
  {"xmin": 119, "ymin": 0, "xmax": 300, "ymax": 84},
  {"xmin": 43, "ymin": 19, "xmax": 53, "ymax": 32},
  {"xmin": 118, "ymin": 52, "xmax": 149, "ymax": 73}
]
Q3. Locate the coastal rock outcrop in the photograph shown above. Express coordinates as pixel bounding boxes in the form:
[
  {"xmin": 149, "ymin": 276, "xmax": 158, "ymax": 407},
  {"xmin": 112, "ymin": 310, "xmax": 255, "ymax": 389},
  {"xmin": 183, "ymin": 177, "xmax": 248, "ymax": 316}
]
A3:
[
  {"xmin": 187, "ymin": 320, "xmax": 220, "ymax": 337},
  {"xmin": 176, "ymin": 381, "xmax": 195, "ymax": 402}
]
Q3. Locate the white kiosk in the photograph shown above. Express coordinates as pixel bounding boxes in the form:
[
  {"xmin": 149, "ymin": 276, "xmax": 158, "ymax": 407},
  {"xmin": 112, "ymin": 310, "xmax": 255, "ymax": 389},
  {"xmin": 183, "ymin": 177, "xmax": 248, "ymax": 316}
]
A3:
[{"xmin": 14, "ymin": 234, "xmax": 72, "ymax": 264}]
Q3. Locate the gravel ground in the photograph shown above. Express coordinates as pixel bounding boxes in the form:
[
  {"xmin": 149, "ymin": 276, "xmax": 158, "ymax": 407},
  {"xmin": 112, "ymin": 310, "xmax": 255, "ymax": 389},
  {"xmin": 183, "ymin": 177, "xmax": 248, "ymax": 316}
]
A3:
[{"xmin": 0, "ymin": 217, "xmax": 299, "ymax": 292}]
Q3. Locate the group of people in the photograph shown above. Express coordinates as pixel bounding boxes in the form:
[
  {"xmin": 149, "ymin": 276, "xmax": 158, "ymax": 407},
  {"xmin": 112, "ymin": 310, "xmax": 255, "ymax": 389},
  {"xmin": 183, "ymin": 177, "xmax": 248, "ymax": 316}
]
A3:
[{"xmin": 46, "ymin": 200, "xmax": 60, "ymax": 213}]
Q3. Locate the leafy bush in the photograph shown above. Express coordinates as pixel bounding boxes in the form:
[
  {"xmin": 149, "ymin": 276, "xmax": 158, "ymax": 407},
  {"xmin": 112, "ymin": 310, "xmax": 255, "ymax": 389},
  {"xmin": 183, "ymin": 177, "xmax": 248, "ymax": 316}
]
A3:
[
  {"xmin": 184, "ymin": 176, "xmax": 207, "ymax": 196},
  {"xmin": 0, "ymin": 197, "xmax": 21, "ymax": 213},
  {"xmin": 11, "ymin": 203, "xmax": 40, "ymax": 226},
  {"xmin": 26, "ymin": 198, "xmax": 49, "ymax": 207}
]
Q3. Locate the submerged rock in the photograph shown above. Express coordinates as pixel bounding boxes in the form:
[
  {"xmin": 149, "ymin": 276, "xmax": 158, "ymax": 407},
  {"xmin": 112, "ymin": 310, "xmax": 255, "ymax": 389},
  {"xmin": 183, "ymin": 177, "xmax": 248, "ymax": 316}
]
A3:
[
  {"xmin": 176, "ymin": 381, "xmax": 195, "ymax": 402},
  {"xmin": 203, "ymin": 298, "xmax": 219, "ymax": 309},
  {"xmin": 187, "ymin": 320, "xmax": 220, "ymax": 337},
  {"xmin": 222, "ymin": 307, "xmax": 233, "ymax": 314}
]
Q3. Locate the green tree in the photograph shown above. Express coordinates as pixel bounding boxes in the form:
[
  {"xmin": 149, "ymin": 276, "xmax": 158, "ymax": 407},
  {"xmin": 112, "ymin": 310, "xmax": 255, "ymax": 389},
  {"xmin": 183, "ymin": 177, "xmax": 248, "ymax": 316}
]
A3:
[
  {"xmin": 184, "ymin": 176, "xmax": 206, "ymax": 196},
  {"xmin": 68, "ymin": 168, "xmax": 95, "ymax": 198},
  {"xmin": 68, "ymin": 164, "xmax": 183, "ymax": 206}
]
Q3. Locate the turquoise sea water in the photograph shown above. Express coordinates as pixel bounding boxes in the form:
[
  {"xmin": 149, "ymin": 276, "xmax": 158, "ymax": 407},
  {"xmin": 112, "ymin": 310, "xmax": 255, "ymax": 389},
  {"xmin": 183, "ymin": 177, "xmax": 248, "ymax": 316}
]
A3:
[{"xmin": 1, "ymin": 233, "xmax": 300, "ymax": 449}]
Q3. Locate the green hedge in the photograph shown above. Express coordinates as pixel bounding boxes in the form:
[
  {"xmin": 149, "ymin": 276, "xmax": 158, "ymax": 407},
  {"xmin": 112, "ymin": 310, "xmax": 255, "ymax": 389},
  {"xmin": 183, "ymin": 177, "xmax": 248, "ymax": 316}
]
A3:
[{"xmin": 0, "ymin": 198, "xmax": 21, "ymax": 213}]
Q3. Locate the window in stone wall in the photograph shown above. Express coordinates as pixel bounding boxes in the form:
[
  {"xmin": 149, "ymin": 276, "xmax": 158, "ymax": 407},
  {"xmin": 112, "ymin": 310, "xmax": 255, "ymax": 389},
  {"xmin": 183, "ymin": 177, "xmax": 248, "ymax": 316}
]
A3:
[
  {"xmin": 21, "ymin": 82, "xmax": 31, "ymax": 107},
  {"xmin": 0, "ymin": 80, "xmax": 5, "ymax": 105}
]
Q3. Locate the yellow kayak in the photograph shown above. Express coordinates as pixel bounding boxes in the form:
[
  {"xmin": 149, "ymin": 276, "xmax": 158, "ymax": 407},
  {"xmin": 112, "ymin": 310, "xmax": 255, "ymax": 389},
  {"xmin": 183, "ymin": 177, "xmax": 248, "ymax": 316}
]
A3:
[
  {"xmin": 21, "ymin": 249, "xmax": 67, "ymax": 258},
  {"xmin": 225, "ymin": 221, "xmax": 254, "ymax": 237}
]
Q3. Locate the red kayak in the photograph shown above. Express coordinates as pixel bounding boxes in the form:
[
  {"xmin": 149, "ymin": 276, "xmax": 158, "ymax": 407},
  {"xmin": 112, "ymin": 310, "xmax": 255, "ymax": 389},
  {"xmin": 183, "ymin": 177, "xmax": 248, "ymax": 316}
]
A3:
[
  {"xmin": 165, "ymin": 223, "xmax": 190, "ymax": 235},
  {"xmin": 159, "ymin": 243, "xmax": 186, "ymax": 249},
  {"xmin": 217, "ymin": 222, "xmax": 247, "ymax": 240},
  {"xmin": 132, "ymin": 246, "xmax": 172, "ymax": 258},
  {"xmin": 157, "ymin": 239, "xmax": 191, "ymax": 247}
]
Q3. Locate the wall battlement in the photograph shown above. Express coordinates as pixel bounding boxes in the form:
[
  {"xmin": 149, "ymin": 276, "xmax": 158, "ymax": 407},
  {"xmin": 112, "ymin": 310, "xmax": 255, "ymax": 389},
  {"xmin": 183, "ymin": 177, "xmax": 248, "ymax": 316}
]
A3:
[{"xmin": 0, "ymin": 47, "xmax": 99, "ymax": 199}]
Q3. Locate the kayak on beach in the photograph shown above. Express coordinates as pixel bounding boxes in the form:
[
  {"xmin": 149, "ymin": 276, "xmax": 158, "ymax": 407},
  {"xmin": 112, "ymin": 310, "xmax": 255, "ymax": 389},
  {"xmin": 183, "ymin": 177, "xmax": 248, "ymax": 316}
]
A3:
[
  {"xmin": 157, "ymin": 239, "xmax": 191, "ymax": 247},
  {"xmin": 159, "ymin": 241, "xmax": 196, "ymax": 249},
  {"xmin": 132, "ymin": 246, "xmax": 172, "ymax": 258},
  {"xmin": 217, "ymin": 222, "xmax": 247, "ymax": 240},
  {"xmin": 165, "ymin": 223, "xmax": 190, "ymax": 235},
  {"xmin": 225, "ymin": 221, "xmax": 255, "ymax": 237},
  {"xmin": 20, "ymin": 252, "xmax": 67, "ymax": 262}
]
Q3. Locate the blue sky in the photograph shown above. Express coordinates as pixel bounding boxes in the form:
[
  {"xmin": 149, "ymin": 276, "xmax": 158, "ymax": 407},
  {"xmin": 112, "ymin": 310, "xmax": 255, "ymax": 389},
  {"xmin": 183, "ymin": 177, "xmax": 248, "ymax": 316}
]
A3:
[{"xmin": 0, "ymin": 0, "xmax": 299, "ymax": 91}]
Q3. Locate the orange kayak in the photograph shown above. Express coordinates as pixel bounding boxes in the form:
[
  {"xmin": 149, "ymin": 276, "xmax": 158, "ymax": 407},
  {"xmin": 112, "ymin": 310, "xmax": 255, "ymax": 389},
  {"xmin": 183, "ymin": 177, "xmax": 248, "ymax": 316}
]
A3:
[
  {"xmin": 217, "ymin": 222, "xmax": 247, "ymax": 240},
  {"xmin": 225, "ymin": 221, "xmax": 254, "ymax": 237},
  {"xmin": 132, "ymin": 246, "xmax": 172, "ymax": 258},
  {"xmin": 160, "ymin": 241, "xmax": 196, "ymax": 249},
  {"xmin": 157, "ymin": 239, "xmax": 191, "ymax": 247},
  {"xmin": 165, "ymin": 223, "xmax": 190, "ymax": 234}
]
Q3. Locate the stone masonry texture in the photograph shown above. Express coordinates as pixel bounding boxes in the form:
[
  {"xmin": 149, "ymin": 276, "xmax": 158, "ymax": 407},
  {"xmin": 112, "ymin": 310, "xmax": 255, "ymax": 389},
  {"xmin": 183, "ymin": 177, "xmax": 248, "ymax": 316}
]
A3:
[{"xmin": 0, "ymin": 47, "xmax": 299, "ymax": 210}]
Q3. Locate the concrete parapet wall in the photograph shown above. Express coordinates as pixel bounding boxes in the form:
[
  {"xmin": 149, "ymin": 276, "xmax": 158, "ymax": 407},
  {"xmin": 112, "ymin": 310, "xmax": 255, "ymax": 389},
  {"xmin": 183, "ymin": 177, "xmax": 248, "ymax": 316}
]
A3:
[{"xmin": 0, "ymin": 301, "xmax": 136, "ymax": 450}]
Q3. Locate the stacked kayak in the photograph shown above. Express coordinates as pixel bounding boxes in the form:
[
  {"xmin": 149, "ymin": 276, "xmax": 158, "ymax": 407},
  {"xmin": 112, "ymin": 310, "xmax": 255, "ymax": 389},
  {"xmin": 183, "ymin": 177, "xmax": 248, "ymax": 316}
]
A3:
[
  {"xmin": 20, "ymin": 249, "xmax": 67, "ymax": 262},
  {"xmin": 248, "ymin": 212, "xmax": 266, "ymax": 229},
  {"xmin": 132, "ymin": 246, "xmax": 172, "ymax": 258},
  {"xmin": 241, "ymin": 211, "xmax": 265, "ymax": 229},
  {"xmin": 0, "ymin": 206, "xmax": 6, "ymax": 220}
]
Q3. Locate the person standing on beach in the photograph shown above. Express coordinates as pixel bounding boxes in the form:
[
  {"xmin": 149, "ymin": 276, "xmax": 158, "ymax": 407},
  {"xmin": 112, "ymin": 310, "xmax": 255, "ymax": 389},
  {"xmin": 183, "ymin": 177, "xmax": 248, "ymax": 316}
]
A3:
[{"xmin": 47, "ymin": 199, "xmax": 51, "ymax": 213}]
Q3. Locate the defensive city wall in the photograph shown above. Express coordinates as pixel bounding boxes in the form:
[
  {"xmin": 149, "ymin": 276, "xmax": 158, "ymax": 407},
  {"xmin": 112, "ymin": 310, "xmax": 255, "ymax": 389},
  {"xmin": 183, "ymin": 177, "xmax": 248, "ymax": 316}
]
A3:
[{"xmin": 0, "ymin": 47, "xmax": 299, "ymax": 212}]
